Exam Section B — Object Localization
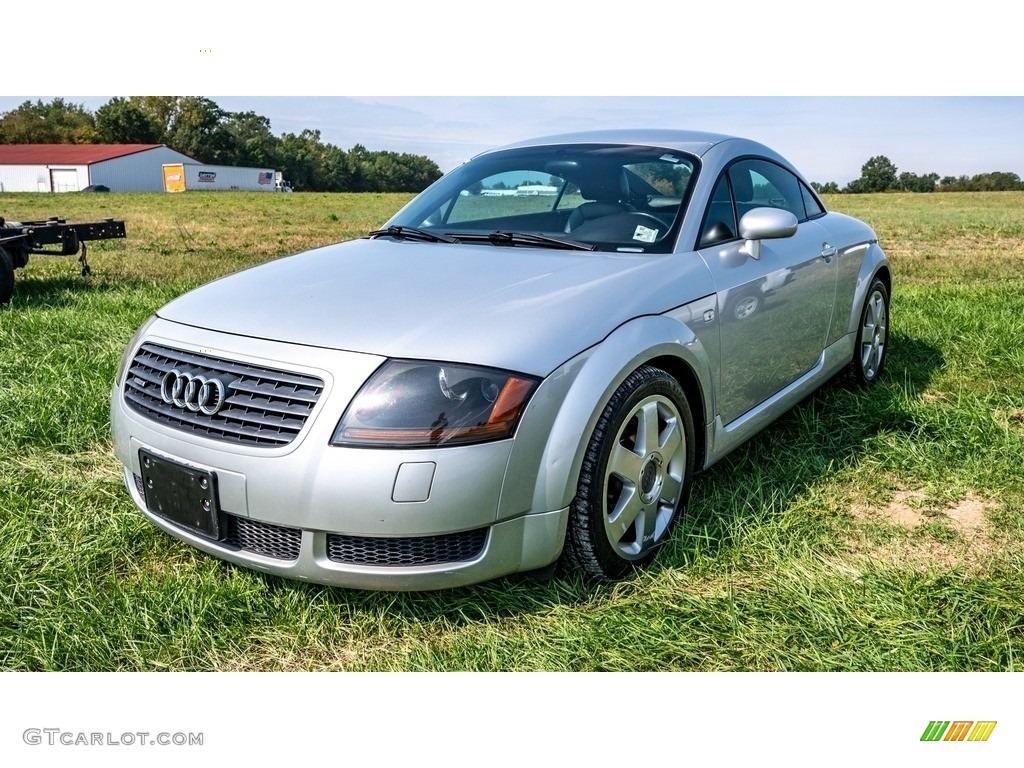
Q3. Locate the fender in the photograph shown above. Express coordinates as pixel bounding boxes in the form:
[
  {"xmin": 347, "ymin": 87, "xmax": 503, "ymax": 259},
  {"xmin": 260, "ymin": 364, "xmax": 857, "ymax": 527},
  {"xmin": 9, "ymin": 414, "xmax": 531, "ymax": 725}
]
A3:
[
  {"xmin": 845, "ymin": 242, "xmax": 891, "ymax": 335},
  {"xmin": 824, "ymin": 240, "xmax": 890, "ymax": 365},
  {"xmin": 497, "ymin": 311, "xmax": 715, "ymax": 520},
  {"xmin": 819, "ymin": 212, "xmax": 891, "ymax": 345}
]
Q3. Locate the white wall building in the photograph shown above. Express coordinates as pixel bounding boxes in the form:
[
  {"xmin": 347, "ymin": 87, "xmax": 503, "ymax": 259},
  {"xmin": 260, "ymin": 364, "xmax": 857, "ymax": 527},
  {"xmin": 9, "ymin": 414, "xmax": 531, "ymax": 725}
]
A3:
[{"xmin": 0, "ymin": 144, "xmax": 198, "ymax": 193}]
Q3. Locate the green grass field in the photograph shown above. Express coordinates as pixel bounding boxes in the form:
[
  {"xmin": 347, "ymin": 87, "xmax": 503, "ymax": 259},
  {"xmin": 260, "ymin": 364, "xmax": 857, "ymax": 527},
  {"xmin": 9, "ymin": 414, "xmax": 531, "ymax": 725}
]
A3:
[{"xmin": 1, "ymin": 191, "xmax": 1022, "ymax": 670}]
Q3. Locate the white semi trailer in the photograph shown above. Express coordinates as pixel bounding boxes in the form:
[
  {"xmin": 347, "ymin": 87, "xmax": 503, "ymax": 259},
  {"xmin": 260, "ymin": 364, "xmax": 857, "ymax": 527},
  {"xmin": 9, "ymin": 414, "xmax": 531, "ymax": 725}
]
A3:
[{"xmin": 162, "ymin": 163, "xmax": 277, "ymax": 192}]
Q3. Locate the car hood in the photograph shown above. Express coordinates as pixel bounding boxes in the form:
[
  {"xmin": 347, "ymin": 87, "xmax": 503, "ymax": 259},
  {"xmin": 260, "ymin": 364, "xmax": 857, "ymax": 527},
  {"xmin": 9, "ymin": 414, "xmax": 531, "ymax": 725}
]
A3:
[{"xmin": 157, "ymin": 238, "xmax": 710, "ymax": 376}]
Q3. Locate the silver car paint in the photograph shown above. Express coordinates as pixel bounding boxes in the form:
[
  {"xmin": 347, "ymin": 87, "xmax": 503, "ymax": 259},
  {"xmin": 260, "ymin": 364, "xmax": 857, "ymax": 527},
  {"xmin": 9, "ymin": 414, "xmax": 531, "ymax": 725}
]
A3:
[
  {"xmin": 111, "ymin": 129, "xmax": 890, "ymax": 589},
  {"xmin": 156, "ymin": 238, "xmax": 717, "ymax": 378},
  {"xmin": 821, "ymin": 213, "xmax": 889, "ymax": 344},
  {"xmin": 702, "ymin": 219, "xmax": 837, "ymax": 424},
  {"xmin": 522, "ymin": 306, "xmax": 719, "ymax": 516}
]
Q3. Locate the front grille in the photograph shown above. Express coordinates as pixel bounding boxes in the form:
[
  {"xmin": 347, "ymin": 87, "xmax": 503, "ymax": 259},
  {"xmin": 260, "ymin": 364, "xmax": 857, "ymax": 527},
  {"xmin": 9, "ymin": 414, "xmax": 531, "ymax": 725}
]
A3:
[
  {"xmin": 326, "ymin": 528, "xmax": 488, "ymax": 566},
  {"xmin": 223, "ymin": 514, "xmax": 302, "ymax": 561},
  {"xmin": 123, "ymin": 342, "xmax": 324, "ymax": 447}
]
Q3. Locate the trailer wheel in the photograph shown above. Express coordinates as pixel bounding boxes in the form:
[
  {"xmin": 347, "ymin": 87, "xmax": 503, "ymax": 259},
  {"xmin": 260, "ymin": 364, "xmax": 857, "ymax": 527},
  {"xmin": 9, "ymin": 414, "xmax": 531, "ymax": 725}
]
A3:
[{"xmin": 0, "ymin": 246, "xmax": 14, "ymax": 306}]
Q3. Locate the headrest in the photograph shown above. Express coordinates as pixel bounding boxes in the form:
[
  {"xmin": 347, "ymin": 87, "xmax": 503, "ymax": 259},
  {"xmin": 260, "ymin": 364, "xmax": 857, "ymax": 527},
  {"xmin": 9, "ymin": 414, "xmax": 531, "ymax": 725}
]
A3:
[
  {"xmin": 731, "ymin": 170, "xmax": 753, "ymax": 203},
  {"xmin": 577, "ymin": 167, "xmax": 630, "ymax": 201}
]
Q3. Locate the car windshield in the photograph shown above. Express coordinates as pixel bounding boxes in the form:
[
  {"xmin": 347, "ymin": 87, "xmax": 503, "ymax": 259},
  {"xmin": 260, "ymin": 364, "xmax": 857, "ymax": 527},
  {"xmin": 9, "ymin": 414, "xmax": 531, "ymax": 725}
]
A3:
[{"xmin": 384, "ymin": 144, "xmax": 698, "ymax": 254}]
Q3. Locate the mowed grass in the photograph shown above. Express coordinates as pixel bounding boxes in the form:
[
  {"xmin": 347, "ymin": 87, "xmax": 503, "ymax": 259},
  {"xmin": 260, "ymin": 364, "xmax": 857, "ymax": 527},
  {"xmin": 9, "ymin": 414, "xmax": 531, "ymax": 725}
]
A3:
[{"xmin": 1, "ymin": 190, "xmax": 1022, "ymax": 670}]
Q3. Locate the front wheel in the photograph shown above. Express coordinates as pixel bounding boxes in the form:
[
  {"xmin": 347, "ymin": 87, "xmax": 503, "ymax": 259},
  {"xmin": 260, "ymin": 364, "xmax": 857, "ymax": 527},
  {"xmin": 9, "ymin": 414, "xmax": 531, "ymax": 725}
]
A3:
[{"xmin": 564, "ymin": 366, "xmax": 695, "ymax": 581}]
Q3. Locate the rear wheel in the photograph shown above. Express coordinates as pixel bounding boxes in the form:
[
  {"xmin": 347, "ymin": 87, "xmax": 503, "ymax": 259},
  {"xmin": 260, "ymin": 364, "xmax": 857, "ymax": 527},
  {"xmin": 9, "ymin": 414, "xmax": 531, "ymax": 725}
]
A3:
[
  {"xmin": 565, "ymin": 366, "xmax": 695, "ymax": 581},
  {"xmin": 0, "ymin": 247, "xmax": 14, "ymax": 306},
  {"xmin": 847, "ymin": 277, "xmax": 889, "ymax": 386}
]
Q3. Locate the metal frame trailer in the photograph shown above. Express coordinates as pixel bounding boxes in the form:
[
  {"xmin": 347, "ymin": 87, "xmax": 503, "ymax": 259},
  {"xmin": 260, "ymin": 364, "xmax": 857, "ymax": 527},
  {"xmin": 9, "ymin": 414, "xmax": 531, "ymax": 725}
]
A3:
[{"xmin": 0, "ymin": 216, "xmax": 127, "ymax": 305}]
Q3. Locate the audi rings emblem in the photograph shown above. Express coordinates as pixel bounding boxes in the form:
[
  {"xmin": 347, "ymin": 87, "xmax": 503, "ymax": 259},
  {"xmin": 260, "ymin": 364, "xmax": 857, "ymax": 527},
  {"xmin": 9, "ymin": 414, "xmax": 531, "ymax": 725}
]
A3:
[{"xmin": 160, "ymin": 369, "xmax": 227, "ymax": 416}]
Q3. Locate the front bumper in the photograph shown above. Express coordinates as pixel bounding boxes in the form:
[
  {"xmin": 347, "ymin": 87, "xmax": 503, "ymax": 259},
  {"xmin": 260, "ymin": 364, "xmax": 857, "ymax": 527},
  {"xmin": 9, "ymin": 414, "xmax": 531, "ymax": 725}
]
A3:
[
  {"xmin": 121, "ymin": 464, "xmax": 567, "ymax": 590},
  {"xmin": 110, "ymin": 320, "xmax": 567, "ymax": 590}
]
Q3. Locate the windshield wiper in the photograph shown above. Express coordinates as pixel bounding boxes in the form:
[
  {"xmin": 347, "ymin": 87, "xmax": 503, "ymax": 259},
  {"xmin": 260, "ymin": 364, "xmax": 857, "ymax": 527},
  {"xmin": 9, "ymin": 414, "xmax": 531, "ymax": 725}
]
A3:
[
  {"xmin": 449, "ymin": 230, "xmax": 597, "ymax": 251},
  {"xmin": 366, "ymin": 225, "xmax": 458, "ymax": 244}
]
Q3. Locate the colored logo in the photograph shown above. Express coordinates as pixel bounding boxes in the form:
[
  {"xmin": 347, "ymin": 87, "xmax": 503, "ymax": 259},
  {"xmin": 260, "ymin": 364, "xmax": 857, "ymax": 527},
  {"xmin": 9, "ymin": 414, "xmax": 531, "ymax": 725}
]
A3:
[
  {"xmin": 198, "ymin": 171, "xmax": 216, "ymax": 182},
  {"xmin": 258, "ymin": 172, "xmax": 273, "ymax": 185},
  {"xmin": 921, "ymin": 721, "xmax": 997, "ymax": 742}
]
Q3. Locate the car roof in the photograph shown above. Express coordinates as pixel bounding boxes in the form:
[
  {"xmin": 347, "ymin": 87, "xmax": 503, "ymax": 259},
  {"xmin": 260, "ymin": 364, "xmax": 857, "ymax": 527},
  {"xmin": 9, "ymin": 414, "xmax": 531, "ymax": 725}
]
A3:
[
  {"xmin": 482, "ymin": 129, "xmax": 746, "ymax": 159},
  {"xmin": 480, "ymin": 129, "xmax": 802, "ymax": 189}
]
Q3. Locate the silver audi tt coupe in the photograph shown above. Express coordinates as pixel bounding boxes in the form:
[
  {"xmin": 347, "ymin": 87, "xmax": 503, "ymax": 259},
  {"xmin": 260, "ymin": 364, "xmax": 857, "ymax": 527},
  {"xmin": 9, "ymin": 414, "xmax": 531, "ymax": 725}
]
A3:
[{"xmin": 111, "ymin": 130, "xmax": 890, "ymax": 590}]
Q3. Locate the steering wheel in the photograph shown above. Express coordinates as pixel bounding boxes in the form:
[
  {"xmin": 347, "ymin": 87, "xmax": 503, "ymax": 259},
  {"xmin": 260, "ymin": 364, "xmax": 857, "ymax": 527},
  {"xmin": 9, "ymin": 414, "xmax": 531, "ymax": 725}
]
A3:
[{"xmin": 571, "ymin": 211, "xmax": 668, "ymax": 244}]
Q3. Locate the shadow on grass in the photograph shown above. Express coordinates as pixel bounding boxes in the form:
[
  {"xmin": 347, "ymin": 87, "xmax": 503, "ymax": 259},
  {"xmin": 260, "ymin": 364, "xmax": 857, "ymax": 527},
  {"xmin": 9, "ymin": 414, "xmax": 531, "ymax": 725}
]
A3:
[
  {"xmin": 235, "ymin": 330, "xmax": 944, "ymax": 626},
  {"xmin": 660, "ymin": 329, "xmax": 944, "ymax": 570},
  {"xmin": 5, "ymin": 273, "xmax": 149, "ymax": 309}
]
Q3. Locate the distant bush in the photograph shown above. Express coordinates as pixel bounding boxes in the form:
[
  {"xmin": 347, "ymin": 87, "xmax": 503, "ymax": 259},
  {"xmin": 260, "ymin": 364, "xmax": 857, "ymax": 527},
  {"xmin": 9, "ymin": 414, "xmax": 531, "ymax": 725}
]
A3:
[{"xmin": 813, "ymin": 155, "xmax": 1023, "ymax": 194}]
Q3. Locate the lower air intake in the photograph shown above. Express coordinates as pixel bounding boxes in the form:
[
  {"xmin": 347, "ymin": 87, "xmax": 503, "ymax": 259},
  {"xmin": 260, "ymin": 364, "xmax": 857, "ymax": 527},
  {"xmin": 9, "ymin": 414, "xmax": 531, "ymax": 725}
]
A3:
[
  {"xmin": 223, "ymin": 514, "xmax": 302, "ymax": 561},
  {"xmin": 326, "ymin": 528, "xmax": 488, "ymax": 566}
]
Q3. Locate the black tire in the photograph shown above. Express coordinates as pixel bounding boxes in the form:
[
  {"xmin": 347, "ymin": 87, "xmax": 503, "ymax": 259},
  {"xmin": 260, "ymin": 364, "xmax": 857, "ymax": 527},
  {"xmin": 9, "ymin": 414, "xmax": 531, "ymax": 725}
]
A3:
[
  {"xmin": 564, "ymin": 366, "xmax": 695, "ymax": 581},
  {"xmin": 0, "ymin": 247, "xmax": 14, "ymax": 307},
  {"xmin": 847, "ymin": 277, "xmax": 889, "ymax": 386}
]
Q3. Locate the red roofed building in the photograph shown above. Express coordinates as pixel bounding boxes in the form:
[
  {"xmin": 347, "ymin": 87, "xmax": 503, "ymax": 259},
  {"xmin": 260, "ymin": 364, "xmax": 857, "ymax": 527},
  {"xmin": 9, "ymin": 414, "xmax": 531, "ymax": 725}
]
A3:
[{"xmin": 0, "ymin": 144, "xmax": 198, "ymax": 192}]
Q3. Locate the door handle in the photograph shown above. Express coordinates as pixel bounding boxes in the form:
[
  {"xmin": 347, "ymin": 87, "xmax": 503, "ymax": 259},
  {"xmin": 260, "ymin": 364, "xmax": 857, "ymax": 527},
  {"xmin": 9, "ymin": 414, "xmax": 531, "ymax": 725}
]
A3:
[{"xmin": 820, "ymin": 242, "xmax": 837, "ymax": 261}]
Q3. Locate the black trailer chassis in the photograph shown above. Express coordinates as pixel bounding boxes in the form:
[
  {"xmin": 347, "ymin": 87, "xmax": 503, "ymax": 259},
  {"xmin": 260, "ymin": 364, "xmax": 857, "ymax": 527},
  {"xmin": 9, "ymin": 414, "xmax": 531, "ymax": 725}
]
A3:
[{"xmin": 0, "ymin": 216, "xmax": 127, "ymax": 305}]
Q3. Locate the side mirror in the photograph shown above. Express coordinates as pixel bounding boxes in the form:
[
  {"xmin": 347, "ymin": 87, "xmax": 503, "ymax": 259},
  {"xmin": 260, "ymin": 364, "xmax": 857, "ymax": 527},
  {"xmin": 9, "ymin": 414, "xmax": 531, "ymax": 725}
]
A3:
[{"xmin": 738, "ymin": 207, "xmax": 798, "ymax": 260}]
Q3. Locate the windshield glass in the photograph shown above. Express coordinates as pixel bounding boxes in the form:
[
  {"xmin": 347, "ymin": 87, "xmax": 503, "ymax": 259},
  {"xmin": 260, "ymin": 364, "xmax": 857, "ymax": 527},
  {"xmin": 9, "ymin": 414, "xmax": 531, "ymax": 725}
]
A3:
[{"xmin": 386, "ymin": 144, "xmax": 698, "ymax": 254}]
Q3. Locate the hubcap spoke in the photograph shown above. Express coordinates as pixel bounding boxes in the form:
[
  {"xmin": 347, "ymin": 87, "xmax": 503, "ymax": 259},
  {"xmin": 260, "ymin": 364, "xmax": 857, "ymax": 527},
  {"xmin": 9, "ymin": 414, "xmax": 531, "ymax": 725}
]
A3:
[
  {"xmin": 660, "ymin": 471, "xmax": 682, "ymax": 507},
  {"xmin": 608, "ymin": 442, "xmax": 643, "ymax": 483},
  {"xmin": 870, "ymin": 295, "xmax": 885, "ymax": 325},
  {"xmin": 606, "ymin": 486, "xmax": 643, "ymax": 545},
  {"xmin": 862, "ymin": 346, "xmax": 877, "ymax": 375},
  {"xmin": 641, "ymin": 503, "xmax": 659, "ymax": 543},
  {"xmin": 660, "ymin": 418, "xmax": 682, "ymax": 458},
  {"xmin": 638, "ymin": 401, "xmax": 662, "ymax": 457}
]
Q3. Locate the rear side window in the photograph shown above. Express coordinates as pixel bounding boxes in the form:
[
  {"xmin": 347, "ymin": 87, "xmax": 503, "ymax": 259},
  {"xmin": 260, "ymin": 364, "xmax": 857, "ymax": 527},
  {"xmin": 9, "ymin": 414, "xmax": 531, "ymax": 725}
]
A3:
[{"xmin": 801, "ymin": 184, "xmax": 825, "ymax": 218}]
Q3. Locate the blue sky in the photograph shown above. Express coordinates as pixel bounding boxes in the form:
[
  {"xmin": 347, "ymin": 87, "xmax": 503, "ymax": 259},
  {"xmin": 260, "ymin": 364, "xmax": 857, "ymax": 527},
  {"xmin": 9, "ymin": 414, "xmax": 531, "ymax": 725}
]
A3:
[
  {"xmin": 1, "ymin": 95, "xmax": 1021, "ymax": 186},
  {"xmin": 196, "ymin": 96, "xmax": 1024, "ymax": 184}
]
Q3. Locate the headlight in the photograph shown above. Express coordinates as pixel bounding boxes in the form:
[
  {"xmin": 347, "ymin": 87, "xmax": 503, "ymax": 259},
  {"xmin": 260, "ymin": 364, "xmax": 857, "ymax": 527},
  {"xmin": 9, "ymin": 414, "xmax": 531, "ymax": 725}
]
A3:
[
  {"xmin": 332, "ymin": 360, "xmax": 539, "ymax": 448},
  {"xmin": 114, "ymin": 314, "xmax": 157, "ymax": 387}
]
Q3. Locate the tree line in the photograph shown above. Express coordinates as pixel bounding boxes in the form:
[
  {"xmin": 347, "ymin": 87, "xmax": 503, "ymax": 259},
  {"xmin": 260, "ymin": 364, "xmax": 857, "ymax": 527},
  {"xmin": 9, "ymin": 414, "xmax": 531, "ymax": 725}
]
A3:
[
  {"xmin": 0, "ymin": 97, "xmax": 443, "ymax": 193},
  {"xmin": 812, "ymin": 155, "xmax": 1023, "ymax": 194}
]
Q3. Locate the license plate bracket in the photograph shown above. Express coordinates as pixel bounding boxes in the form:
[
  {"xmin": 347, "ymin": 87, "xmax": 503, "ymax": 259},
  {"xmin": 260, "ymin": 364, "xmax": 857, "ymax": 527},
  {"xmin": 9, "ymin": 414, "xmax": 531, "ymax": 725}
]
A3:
[{"xmin": 139, "ymin": 449, "xmax": 222, "ymax": 539}]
